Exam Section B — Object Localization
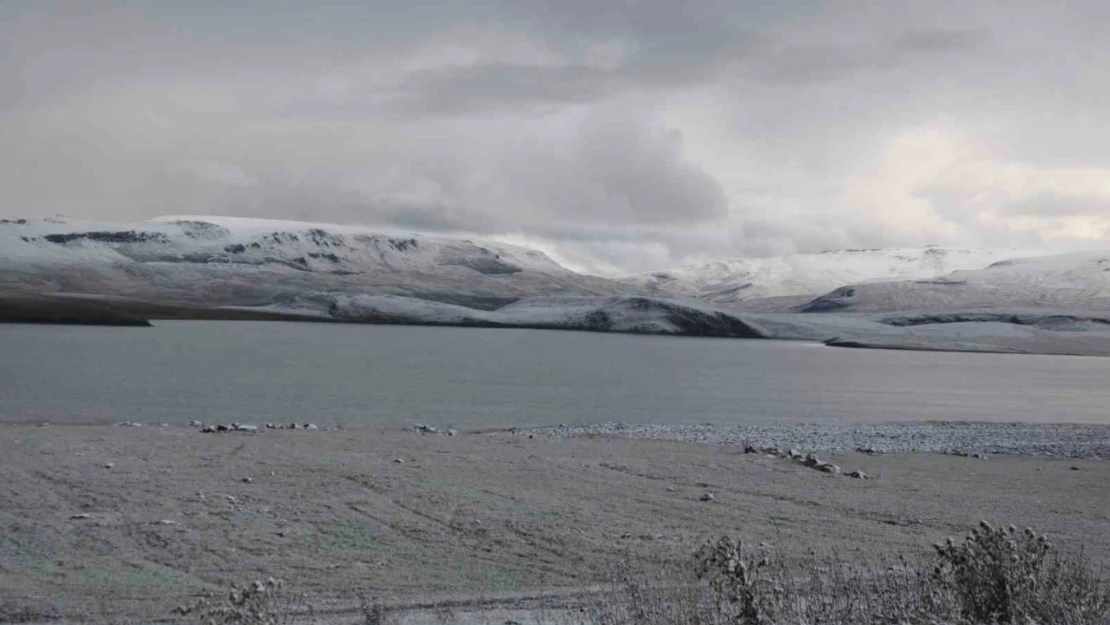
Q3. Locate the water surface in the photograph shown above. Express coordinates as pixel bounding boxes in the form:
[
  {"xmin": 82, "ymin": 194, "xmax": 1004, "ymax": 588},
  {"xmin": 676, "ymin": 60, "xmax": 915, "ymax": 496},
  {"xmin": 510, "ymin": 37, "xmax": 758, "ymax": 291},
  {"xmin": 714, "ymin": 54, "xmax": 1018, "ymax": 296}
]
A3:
[{"xmin": 2, "ymin": 321, "xmax": 1109, "ymax": 427}]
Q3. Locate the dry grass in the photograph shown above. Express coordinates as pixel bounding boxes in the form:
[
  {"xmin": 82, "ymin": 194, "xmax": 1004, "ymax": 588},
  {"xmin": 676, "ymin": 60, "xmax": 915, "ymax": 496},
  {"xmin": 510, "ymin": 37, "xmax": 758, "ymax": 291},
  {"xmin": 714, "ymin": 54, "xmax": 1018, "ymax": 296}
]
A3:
[
  {"xmin": 173, "ymin": 577, "xmax": 310, "ymax": 625},
  {"xmin": 588, "ymin": 522, "xmax": 1110, "ymax": 625}
]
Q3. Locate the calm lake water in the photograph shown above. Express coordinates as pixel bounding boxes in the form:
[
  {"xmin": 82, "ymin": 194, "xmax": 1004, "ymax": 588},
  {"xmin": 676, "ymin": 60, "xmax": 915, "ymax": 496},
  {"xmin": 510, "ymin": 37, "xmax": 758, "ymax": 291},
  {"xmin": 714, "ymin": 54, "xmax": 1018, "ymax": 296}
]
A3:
[{"xmin": 3, "ymin": 321, "xmax": 1110, "ymax": 427}]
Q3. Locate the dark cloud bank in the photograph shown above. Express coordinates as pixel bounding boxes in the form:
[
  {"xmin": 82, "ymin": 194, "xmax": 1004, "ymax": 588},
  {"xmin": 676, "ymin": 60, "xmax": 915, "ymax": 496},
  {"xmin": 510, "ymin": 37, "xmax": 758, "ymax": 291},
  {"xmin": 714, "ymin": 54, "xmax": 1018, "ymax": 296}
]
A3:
[{"xmin": 2, "ymin": 1, "xmax": 1109, "ymax": 274}]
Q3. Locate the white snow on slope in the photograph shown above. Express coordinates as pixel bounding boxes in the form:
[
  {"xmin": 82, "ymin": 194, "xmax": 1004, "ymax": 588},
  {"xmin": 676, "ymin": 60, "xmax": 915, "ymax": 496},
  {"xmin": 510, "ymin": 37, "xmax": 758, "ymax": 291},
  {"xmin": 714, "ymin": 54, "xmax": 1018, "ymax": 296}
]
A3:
[
  {"xmin": 253, "ymin": 292, "xmax": 1110, "ymax": 355},
  {"xmin": 262, "ymin": 293, "xmax": 760, "ymax": 337},
  {"xmin": 621, "ymin": 247, "xmax": 1053, "ymax": 307},
  {"xmin": 801, "ymin": 251, "xmax": 1110, "ymax": 313},
  {"xmin": 739, "ymin": 308, "xmax": 1110, "ymax": 356},
  {"xmin": 0, "ymin": 216, "xmax": 625, "ymax": 307}
]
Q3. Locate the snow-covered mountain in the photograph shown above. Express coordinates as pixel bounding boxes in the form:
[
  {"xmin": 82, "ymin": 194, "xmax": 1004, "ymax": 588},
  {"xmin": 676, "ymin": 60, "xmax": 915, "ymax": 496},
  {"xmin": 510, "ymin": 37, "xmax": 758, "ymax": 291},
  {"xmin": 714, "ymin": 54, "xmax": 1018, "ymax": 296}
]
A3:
[
  {"xmin": 620, "ymin": 247, "xmax": 1051, "ymax": 307},
  {"xmin": 0, "ymin": 215, "xmax": 628, "ymax": 308},
  {"xmin": 4, "ymin": 214, "xmax": 1104, "ymax": 320},
  {"xmin": 800, "ymin": 250, "xmax": 1110, "ymax": 313}
]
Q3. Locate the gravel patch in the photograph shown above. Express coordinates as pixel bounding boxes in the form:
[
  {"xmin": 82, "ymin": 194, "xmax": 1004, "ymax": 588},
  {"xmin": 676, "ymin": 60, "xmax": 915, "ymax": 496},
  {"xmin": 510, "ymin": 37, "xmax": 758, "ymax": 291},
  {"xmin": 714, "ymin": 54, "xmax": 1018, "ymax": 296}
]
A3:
[{"xmin": 542, "ymin": 421, "xmax": 1110, "ymax": 458}]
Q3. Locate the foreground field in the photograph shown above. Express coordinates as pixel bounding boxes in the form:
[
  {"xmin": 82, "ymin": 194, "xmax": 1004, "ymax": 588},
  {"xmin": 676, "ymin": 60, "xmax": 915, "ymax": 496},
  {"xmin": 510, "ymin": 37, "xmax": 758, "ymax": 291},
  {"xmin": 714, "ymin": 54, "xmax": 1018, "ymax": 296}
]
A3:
[{"xmin": 1, "ymin": 423, "xmax": 1108, "ymax": 622}]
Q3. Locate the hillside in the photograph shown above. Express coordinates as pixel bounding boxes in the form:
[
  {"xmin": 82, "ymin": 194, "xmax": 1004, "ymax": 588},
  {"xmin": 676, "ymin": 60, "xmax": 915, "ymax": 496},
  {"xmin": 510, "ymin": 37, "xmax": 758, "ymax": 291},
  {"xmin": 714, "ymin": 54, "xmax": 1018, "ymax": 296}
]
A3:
[
  {"xmin": 621, "ymin": 247, "xmax": 1050, "ymax": 308},
  {"xmin": 800, "ymin": 251, "xmax": 1110, "ymax": 313},
  {"xmin": 0, "ymin": 216, "xmax": 628, "ymax": 309}
]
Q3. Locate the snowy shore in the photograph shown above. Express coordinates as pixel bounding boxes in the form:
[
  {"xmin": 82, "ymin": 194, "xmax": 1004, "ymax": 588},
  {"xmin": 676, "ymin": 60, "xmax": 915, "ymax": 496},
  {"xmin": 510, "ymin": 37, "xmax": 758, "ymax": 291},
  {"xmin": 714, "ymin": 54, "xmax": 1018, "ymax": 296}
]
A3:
[{"xmin": 544, "ymin": 421, "xmax": 1110, "ymax": 458}]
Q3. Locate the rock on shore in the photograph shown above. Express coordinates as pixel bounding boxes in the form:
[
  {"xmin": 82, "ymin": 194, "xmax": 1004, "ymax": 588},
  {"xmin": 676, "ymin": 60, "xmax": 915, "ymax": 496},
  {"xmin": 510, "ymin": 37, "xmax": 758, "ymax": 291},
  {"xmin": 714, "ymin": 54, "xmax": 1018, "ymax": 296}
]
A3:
[{"xmin": 544, "ymin": 421, "xmax": 1110, "ymax": 458}]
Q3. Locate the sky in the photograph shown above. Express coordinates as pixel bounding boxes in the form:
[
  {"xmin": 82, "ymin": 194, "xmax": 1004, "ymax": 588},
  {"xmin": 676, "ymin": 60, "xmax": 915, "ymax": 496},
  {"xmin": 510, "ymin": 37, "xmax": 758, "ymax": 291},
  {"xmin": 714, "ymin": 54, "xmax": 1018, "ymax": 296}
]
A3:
[{"xmin": 3, "ymin": 1, "xmax": 1110, "ymax": 275}]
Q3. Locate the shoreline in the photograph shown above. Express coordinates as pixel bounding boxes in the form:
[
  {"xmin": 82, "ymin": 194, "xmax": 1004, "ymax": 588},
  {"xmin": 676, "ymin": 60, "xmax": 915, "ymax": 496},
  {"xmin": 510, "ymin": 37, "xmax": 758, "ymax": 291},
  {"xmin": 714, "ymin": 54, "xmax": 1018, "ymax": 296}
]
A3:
[
  {"xmin": 5, "ymin": 291, "xmax": 1110, "ymax": 358},
  {"xmin": 9, "ymin": 418, "xmax": 1110, "ymax": 459},
  {"xmin": 541, "ymin": 420, "xmax": 1110, "ymax": 458}
]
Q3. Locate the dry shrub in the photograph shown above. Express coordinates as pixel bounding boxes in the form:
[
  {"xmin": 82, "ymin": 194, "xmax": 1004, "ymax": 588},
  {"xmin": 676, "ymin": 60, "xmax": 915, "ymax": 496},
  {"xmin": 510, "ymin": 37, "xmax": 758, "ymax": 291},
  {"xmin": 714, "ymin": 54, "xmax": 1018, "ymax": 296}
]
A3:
[
  {"xmin": 933, "ymin": 521, "xmax": 1110, "ymax": 625},
  {"xmin": 589, "ymin": 522, "xmax": 1110, "ymax": 625},
  {"xmin": 359, "ymin": 595, "xmax": 391, "ymax": 625},
  {"xmin": 587, "ymin": 561, "xmax": 731, "ymax": 625},
  {"xmin": 174, "ymin": 577, "xmax": 309, "ymax": 625}
]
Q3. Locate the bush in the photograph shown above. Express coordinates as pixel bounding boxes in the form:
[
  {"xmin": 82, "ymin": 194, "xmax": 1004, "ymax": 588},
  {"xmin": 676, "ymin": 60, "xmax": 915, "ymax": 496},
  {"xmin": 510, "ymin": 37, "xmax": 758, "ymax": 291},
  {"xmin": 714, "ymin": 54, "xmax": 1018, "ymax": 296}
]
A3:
[
  {"xmin": 174, "ymin": 577, "xmax": 309, "ymax": 625},
  {"xmin": 933, "ymin": 521, "xmax": 1109, "ymax": 624},
  {"xmin": 589, "ymin": 523, "xmax": 1110, "ymax": 625}
]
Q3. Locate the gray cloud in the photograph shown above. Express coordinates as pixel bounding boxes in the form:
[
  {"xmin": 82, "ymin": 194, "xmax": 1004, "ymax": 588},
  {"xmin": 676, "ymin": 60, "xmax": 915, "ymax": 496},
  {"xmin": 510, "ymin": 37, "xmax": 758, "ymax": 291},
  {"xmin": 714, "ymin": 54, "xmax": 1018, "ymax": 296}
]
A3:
[
  {"xmin": 2, "ymin": 0, "xmax": 1109, "ymax": 274},
  {"xmin": 895, "ymin": 29, "xmax": 987, "ymax": 53},
  {"xmin": 1007, "ymin": 194, "xmax": 1110, "ymax": 218}
]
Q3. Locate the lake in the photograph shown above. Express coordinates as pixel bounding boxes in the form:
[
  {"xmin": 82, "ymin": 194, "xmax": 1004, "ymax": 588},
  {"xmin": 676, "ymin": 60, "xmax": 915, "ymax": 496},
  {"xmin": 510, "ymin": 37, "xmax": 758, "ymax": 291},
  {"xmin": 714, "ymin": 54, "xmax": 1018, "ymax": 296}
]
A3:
[{"xmin": 2, "ymin": 321, "xmax": 1110, "ymax": 427}]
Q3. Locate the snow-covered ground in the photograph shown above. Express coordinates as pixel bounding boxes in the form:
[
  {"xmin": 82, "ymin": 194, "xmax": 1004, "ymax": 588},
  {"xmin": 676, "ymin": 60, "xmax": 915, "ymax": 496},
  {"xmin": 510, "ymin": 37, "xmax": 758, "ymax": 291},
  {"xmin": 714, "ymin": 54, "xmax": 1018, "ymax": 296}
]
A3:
[
  {"xmin": 620, "ymin": 247, "xmax": 1052, "ymax": 307},
  {"xmin": 745, "ymin": 310, "xmax": 1110, "ymax": 357},
  {"xmin": 0, "ymin": 215, "xmax": 627, "ymax": 308},
  {"xmin": 800, "ymin": 251, "xmax": 1110, "ymax": 313}
]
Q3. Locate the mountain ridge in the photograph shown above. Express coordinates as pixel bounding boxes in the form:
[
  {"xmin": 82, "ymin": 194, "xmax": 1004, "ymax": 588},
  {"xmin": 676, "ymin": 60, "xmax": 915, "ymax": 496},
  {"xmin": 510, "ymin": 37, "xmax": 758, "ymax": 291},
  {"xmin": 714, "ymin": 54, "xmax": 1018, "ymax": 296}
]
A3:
[{"xmin": 620, "ymin": 246, "xmax": 1055, "ymax": 307}]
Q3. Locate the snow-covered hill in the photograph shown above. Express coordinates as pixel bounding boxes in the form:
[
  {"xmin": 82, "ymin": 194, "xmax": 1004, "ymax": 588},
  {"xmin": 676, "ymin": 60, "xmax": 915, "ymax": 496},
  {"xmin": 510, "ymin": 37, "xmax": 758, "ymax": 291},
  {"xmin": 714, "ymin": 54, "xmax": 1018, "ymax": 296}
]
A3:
[
  {"xmin": 0, "ymin": 216, "xmax": 628, "ymax": 308},
  {"xmin": 620, "ymin": 247, "xmax": 1051, "ymax": 307},
  {"xmin": 264, "ymin": 294, "xmax": 760, "ymax": 337},
  {"xmin": 801, "ymin": 251, "xmax": 1110, "ymax": 313}
]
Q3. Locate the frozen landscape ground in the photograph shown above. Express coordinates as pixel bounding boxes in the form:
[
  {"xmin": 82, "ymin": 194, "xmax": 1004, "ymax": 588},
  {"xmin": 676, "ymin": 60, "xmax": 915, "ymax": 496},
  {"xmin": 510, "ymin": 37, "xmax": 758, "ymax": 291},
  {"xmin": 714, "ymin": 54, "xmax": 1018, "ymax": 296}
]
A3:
[{"xmin": 2, "ymin": 422, "xmax": 1108, "ymax": 622}]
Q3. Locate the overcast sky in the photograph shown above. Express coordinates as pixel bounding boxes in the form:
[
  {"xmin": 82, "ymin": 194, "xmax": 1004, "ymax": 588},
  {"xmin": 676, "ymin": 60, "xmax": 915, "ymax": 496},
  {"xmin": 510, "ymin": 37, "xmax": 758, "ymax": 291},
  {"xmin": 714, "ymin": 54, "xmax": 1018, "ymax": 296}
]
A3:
[{"xmin": 4, "ymin": 1, "xmax": 1110, "ymax": 274}]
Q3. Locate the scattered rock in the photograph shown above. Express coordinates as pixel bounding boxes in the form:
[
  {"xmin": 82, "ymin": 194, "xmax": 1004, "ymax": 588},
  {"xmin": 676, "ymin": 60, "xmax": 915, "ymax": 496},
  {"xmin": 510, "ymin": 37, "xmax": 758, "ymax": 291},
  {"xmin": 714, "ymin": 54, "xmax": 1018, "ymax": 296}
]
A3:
[
  {"xmin": 189, "ymin": 420, "xmax": 203, "ymax": 427},
  {"xmin": 393, "ymin": 458, "xmax": 405, "ymax": 464},
  {"xmin": 225, "ymin": 495, "xmax": 237, "ymax": 503},
  {"xmin": 157, "ymin": 519, "xmax": 178, "ymax": 525},
  {"xmin": 242, "ymin": 477, "xmax": 253, "ymax": 484},
  {"xmin": 70, "ymin": 513, "xmax": 91, "ymax": 520},
  {"xmin": 855, "ymin": 446, "xmax": 883, "ymax": 455},
  {"xmin": 416, "ymin": 424, "xmax": 460, "ymax": 437},
  {"xmin": 816, "ymin": 462, "xmax": 841, "ymax": 475},
  {"xmin": 104, "ymin": 463, "xmax": 115, "ymax": 469},
  {"xmin": 1071, "ymin": 466, "xmax": 1081, "ymax": 471},
  {"xmin": 847, "ymin": 470, "xmax": 869, "ymax": 479},
  {"xmin": 700, "ymin": 492, "xmax": 715, "ymax": 502},
  {"xmin": 945, "ymin": 449, "xmax": 988, "ymax": 458},
  {"xmin": 116, "ymin": 422, "xmax": 143, "ymax": 427},
  {"xmin": 552, "ymin": 422, "xmax": 1110, "ymax": 459}
]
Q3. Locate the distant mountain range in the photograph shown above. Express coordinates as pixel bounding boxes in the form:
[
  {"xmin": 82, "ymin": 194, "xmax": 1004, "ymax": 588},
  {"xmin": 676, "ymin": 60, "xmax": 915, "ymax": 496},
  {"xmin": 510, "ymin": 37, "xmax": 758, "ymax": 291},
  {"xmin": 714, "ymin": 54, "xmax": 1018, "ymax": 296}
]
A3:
[
  {"xmin": 2, "ymin": 215, "xmax": 1108, "ymax": 317},
  {"xmin": 0, "ymin": 215, "xmax": 625, "ymax": 310}
]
